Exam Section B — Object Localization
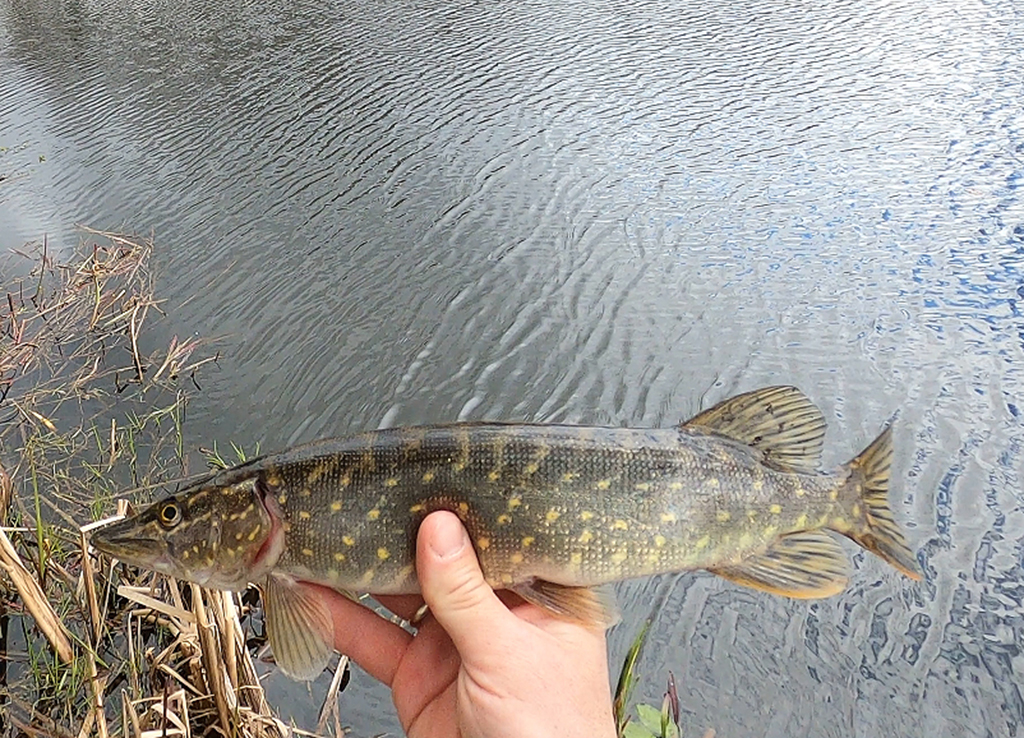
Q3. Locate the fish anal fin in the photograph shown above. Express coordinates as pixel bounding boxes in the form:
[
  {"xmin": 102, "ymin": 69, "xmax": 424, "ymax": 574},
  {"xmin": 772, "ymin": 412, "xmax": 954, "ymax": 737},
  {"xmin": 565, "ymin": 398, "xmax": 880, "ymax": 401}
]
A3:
[
  {"xmin": 511, "ymin": 580, "xmax": 620, "ymax": 628},
  {"xmin": 262, "ymin": 573, "xmax": 335, "ymax": 681},
  {"xmin": 709, "ymin": 530, "xmax": 849, "ymax": 599},
  {"xmin": 683, "ymin": 386, "xmax": 827, "ymax": 474}
]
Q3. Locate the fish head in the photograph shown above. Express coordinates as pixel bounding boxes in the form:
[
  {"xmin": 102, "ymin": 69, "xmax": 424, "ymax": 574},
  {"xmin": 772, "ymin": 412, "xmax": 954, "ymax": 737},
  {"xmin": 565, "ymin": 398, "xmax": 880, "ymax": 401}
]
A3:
[{"xmin": 91, "ymin": 474, "xmax": 285, "ymax": 590}]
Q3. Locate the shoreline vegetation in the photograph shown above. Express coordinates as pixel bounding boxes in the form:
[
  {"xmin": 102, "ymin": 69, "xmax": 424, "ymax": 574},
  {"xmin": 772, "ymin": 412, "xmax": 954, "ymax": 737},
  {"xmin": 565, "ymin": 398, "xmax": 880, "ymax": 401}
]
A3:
[{"xmin": 0, "ymin": 230, "xmax": 709, "ymax": 738}]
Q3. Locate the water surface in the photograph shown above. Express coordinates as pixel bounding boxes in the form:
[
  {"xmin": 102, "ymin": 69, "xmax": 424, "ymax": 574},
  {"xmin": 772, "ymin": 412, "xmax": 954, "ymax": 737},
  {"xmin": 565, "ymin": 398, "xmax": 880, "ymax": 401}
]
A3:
[{"xmin": 2, "ymin": 0, "xmax": 1022, "ymax": 735}]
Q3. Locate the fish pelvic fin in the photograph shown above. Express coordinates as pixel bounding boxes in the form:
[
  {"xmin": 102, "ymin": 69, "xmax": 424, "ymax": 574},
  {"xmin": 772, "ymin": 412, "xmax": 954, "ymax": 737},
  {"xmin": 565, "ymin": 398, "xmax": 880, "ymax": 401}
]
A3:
[
  {"xmin": 511, "ymin": 580, "xmax": 620, "ymax": 629},
  {"xmin": 709, "ymin": 530, "xmax": 849, "ymax": 599},
  {"xmin": 262, "ymin": 574, "xmax": 336, "ymax": 681},
  {"xmin": 842, "ymin": 426, "xmax": 923, "ymax": 581},
  {"xmin": 683, "ymin": 386, "xmax": 826, "ymax": 474}
]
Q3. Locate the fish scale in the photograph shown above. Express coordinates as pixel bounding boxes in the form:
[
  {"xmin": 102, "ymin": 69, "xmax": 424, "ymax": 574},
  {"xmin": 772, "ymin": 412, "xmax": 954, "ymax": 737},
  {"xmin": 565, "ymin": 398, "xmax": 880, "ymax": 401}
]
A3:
[{"xmin": 91, "ymin": 386, "xmax": 923, "ymax": 680}]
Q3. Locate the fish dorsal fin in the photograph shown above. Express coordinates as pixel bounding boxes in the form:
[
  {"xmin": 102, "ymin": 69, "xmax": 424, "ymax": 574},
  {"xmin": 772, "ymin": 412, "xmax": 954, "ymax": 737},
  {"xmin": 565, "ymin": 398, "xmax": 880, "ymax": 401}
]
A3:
[
  {"xmin": 263, "ymin": 574, "xmax": 335, "ymax": 680},
  {"xmin": 511, "ymin": 580, "xmax": 620, "ymax": 628},
  {"xmin": 709, "ymin": 530, "xmax": 849, "ymax": 599},
  {"xmin": 683, "ymin": 386, "xmax": 827, "ymax": 474}
]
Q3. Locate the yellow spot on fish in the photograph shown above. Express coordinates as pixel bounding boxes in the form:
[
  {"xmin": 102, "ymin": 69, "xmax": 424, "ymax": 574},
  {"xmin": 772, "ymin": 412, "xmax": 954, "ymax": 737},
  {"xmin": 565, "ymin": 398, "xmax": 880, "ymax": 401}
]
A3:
[
  {"xmin": 612, "ymin": 519, "xmax": 629, "ymax": 530},
  {"xmin": 795, "ymin": 513, "xmax": 808, "ymax": 528},
  {"xmin": 829, "ymin": 489, "xmax": 839, "ymax": 501},
  {"xmin": 795, "ymin": 485, "xmax": 806, "ymax": 497},
  {"xmin": 377, "ymin": 547, "xmax": 390, "ymax": 560},
  {"xmin": 278, "ymin": 493, "xmax": 288, "ymax": 505},
  {"xmin": 331, "ymin": 500, "xmax": 342, "ymax": 512},
  {"xmin": 340, "ymin": 473, "xmax": 351, "ymax": 487},
  {"xmin": 343, "ymin": 536, "xmax": 356, "ymax": 546},
  {"xmin": 306, "ymin": 462, "xmax": 330, "ymax": 485},
  {"xmin": 669, "ymin": 481, "xmax": 684, "ymax": 491},
  {"xmin": 524, "ymin": 462, "xmax": 539, "ymax": 475},
  {"xmin": 235, "ymin": 531, "xmax": 244, "ymax": 541},
  {"xmin": 508, "ymin": 497, "xmax": 522, "ymax": 510},
  {"xmin": 302, "ymin": 548, "xmax": 314, "ymax": 557},
  {"xmin": 570, "ymin": 551, "xmax": 583, "ymax": 565},
  {"xmin": 832, "ymin": 517, "xmax": 850, "ymax": 531},
  {"xmin": 706, "ymin": 478, "xmax": 720, "ymax": 488},
  {"xmin": 299, "ymin": 510, "xmax": 311, "ymax": 520},
  {"xmin": 368, "ymin": 509, "xmax": 381, "ymax": 521},
  {"xmin": 300, "ymin": 487, "xmax": 312, "ymax": 497},
  {"xmin": 580, "ymin": 510, "xmax": 595, "ymax": 521},
  {"xmin": 182, "ymin": 549, "xmax": 190, "ymax": 560},
  {"xmin": 635, "ymin": 482, "xmax": 651, "ymax": 492},
  {"xmin": 334, "ymin": 552, "xmax": 346, "ymax": 562},
  {"xmin": 500, "ymin": 573, "xmax": 514, "ymax": 585},
  {"xmin": 458, "ymin": 502, "xmax": 470, "ymax": 516},
  {"xmin": 851, "ymin": 503, "xmax": 861, "ymax": 518},
  {"xmin": 248, "ymin": 525, "xmax": 262, "ymax": 541},
  {"xmin": 716, "ymin": 510, "xmax": 731, "ymax": 523},
  {"xmin": 510, "ymin": 552, "xmax": 524, "ymax": 564},
  {"xmin": 359, "ymin": 569, "xmax": 375, "ymax": 586},
  {"xmin": 454, "ymin": 428, "xmax": 471, "ymax": 471},
  {"xmin": 488, "ymin": 470, "xmax": 500, "ymax": 481},
  {"xmin": 191, "ymin": 545, "xmax": 200, "ymax": 554},
  {"xmin": 695, "ymin": 535, "xmax": 710, "ymax": 550},
  {"xmin": 421, "ymin": 471, "xmax": 435, "ymax": 483},
  {"xmin": 521, "ymin": 536, "xmax": 535, "ymax": 548},
  {"xmin": 610, "ymin": 549, "xmax": 628, "ymax": 565},
  {"xmin": 738, "ymin": 533, "xmax": 753, "ymax": 548},
  {"xmin": 578, "ymin": 529, "xmax": 594, "ymax": 544},
  {"xmin": 596, "ymin": 478, "xmax": 611, "ymax": 490},
  {"xmin": 659, "ymin": 512, "xmax": 677, "ymax": 524},
  {"xmin": 747, "ymin": 509, "xmax": 758, "ymax": 521},
  {"xmin": 561, "ymin": 472, "xmax": 578, "ymax": 483},
  {"xmin": 266, "ymin": 470, "xmax": 282, "ymax": 487},
  {"xmin": 769, "ymin": 504, "xmax": 782, "ymax": 515},
  {"xmin": 410, "ymin": 502, "xmax": 426, "ymax": 514},
  {"xmin": 385, "ymin": 477, "xmax": 399, "ymax": 487},
  {"xmin": 752, "ymin": 479, "xmax": 764, "ymax": 492},
  {"xmin": 654, "ymin": 535, "xmax": 667, "ymax": 548},
  {"xmin": 545, "ymin": 508, "xmax": 560, "ymax": 524},
  {"xmin": 477, "ymin": 537, "xmax": 491, "ymax": 550}
]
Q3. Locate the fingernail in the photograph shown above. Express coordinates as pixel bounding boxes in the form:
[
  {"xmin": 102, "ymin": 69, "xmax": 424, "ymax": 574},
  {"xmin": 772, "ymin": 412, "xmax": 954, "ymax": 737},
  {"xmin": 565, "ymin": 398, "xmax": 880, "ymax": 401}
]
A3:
[{"xmin": 429, "ymin": 515, "xmax": 468, "ymax": 560}]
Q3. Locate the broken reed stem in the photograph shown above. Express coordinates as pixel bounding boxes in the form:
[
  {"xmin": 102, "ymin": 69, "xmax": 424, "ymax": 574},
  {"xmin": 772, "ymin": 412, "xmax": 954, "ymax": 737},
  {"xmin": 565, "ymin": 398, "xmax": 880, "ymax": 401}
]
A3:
[
  {"xmin": 191, "ymin": 583, "xmax": 233, "ymax": 736},
  {"xmin": 80, "ymin": 530, "xmax": 103, "ymax": 644},
  {"xmin": 80, "ymin": 530, "xmax": 110, "ymax": 738},
  {"xmin": 0, "ymin": 525, "xmax": 75, "ymax": 664}
]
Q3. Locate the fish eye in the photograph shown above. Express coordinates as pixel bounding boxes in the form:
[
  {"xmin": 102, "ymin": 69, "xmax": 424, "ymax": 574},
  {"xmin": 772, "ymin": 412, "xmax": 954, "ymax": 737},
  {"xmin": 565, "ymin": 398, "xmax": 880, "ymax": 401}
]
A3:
[{"xmin": 158, "ymin": 501, "xmax": 182, "ymax": 528}]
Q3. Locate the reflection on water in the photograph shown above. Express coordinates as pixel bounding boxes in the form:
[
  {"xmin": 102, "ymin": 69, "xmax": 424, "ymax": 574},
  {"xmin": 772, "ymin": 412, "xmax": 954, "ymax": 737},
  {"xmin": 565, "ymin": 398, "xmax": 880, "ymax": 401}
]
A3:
[{"xmin": 2, "ymin": 0, "xmax": 1023, "ymax": 734}]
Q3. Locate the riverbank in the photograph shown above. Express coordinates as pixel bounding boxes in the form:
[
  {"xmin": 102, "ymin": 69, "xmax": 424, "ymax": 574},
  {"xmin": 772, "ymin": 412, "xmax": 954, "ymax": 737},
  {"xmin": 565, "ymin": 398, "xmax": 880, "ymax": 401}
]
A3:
[{"xmin": 0, "ymin": 230, "xmax": 285, "ymax": 737}]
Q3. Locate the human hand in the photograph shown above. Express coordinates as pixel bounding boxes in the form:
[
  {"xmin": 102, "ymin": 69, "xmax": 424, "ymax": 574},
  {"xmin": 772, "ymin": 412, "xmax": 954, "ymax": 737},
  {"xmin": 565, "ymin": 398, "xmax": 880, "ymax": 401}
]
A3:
[{"xmin": 303, "ymin": 510, "xmax": 618, "ymax": 738}]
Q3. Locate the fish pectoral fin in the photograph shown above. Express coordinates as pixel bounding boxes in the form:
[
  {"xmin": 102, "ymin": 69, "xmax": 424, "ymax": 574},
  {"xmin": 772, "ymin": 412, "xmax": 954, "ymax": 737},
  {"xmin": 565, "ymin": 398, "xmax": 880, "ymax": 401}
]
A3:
[
  {"xmin": 262, "ymin": 573, "xmax": 335, "ymax": 681},
  {"xmin": 510, "ymin": 579, "xmax": 620, "ymax": 629},
  {"xmin": 682, "ymin": 386, "xmax": 826, "ymax": 474},
  {"xmin": 709, "ymin": 531, "xmax": 849, "ymax": 599}
]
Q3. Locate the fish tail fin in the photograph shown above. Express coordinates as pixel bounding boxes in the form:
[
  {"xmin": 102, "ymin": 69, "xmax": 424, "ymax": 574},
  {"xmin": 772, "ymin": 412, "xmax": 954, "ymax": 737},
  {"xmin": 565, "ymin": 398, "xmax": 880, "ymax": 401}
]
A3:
[{"xmin": 842, "ymin": 426, "xmax": 922, "ymax": 580}]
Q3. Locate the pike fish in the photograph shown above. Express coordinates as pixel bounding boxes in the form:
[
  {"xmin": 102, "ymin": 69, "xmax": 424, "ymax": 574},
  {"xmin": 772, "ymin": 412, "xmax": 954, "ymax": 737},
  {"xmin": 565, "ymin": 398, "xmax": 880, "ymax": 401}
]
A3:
[{"xmin": 91, "ymin": 386, "xmax": 922, "ymax": 680}]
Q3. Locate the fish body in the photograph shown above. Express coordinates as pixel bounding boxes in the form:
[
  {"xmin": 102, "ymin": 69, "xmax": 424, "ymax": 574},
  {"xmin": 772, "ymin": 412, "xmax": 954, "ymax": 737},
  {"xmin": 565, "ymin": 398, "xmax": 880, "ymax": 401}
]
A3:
[{"xmin": 92, "ymin": 386, "xmax": 922, "ymax": 679}]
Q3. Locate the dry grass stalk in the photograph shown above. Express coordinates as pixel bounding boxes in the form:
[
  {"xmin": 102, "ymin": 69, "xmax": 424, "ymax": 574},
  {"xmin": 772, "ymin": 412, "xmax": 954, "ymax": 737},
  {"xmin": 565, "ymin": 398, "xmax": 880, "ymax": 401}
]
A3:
[{"xmin": 0, "ymin": 524, "xmax": 75, "ymax": 663}]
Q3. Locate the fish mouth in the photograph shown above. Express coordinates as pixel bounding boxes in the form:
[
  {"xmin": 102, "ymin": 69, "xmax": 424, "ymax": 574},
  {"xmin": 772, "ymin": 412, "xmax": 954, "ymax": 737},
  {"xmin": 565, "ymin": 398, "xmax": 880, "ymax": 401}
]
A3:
[{"xmin": 90, "ymin": 519, "xmax": 170, "ymax": 568}]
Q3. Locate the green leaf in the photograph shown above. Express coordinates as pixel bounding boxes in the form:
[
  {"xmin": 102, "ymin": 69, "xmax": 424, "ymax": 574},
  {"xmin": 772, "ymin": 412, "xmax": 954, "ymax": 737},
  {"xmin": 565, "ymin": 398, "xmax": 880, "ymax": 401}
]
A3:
[
  {"xmin": 622, "ymin": 720, "xmax": 656, "ymax": 738},
  {"xmin": 637, "ymin": 704, "xmax": 664, "ymax": 734}
]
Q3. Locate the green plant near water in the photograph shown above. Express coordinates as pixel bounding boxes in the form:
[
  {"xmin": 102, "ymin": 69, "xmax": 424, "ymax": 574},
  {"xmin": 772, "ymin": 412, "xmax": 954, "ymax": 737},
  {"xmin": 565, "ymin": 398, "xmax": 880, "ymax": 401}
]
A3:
[{"xmin": 614, "ymin": 621, "xmax": 714, "ymax": 738}]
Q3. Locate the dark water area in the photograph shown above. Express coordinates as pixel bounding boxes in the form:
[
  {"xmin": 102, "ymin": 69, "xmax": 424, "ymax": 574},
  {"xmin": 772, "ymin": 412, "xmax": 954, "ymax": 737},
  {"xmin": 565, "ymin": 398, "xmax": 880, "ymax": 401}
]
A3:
[{"xmin": 2, "ymin": 0, "xmax": 1023, "ymax": 735}]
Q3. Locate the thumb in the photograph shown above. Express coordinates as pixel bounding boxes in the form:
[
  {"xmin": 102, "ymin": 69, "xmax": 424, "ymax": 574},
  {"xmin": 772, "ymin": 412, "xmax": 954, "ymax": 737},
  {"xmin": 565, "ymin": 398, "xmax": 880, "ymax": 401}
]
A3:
[{"xmin": 417, "ymin": 511, "xmax": 512, "ymax": 655}]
